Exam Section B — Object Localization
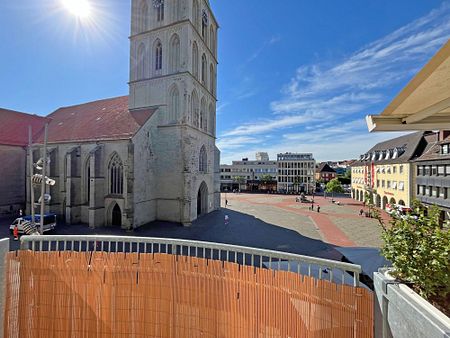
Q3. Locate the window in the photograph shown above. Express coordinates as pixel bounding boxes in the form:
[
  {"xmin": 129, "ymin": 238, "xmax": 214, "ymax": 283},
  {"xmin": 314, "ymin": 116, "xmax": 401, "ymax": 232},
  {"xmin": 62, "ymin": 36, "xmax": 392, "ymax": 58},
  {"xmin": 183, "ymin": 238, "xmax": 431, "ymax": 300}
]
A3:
[
  {"xmin": 168, "ymin": 85, "xmax": 179, "ymax": 123},
  {"xmin": 377, "ymin": 179, "xmax": 380, "ymax": 188},
  {"xmin": 169, "ymin": 34, "xmax": 180, "ymax": 73},
  {"xmin": 192, "ymin": 0, "xmax": 199, "ymax": 28},
  {"xmin": 191, "ymin": 90, "xmax": 199, "ymax": 127},
  {"xmin": 393, "ymin": 166, "xmax": 396, "ymax": 174},
  {"xmin": 417, "ymin": 166, "xmax": 424, "ymax": 176},
  {"xmin": 201, "ymin": 54, "xmax": 207, "ymax": 84},
  {"xmin": 392, "ymin": 181, "xmax": 397, "ymax": 190},
  {"xmin": 137, "ymin": 0, "xmax": 148, "ymax": 32},
  {"xmin": 387, "ymin": 166, "xmax": 391, "ymax": 174},
  {"xmin": 432, "ymin": 187, "xmax": 438, "ymax": 197},
  {"xmin": 398, "ymin": 181, "xmax": 404, "ymax": 191},
  {"xmin": 382, "ymin": 180, "xmax": 385, "ymax": 188},
  {"xmin": 201, "ymin": 10, "xmax": 208, "ymax": 41},
  {"xmin": 192, "ymin": 42, "xmax": 199, "ymax": 78},
  {"xmin": 137, "ymin": 43, "xmax": 147, "ymax": 80},
  {"xmin": 441, "ymin": 187, "xmax": 448, "ymax": 199},
  {"xmin": 210, "ymin": 63, "xmax": 215, "ymax": 95},
  {"xmin": 418, "ymin": 185, "xmax": 424, "ymax": 195},
  {"xmin": 154, "ymin": 40, "xmax": 163, "ymax": 72},
  {"xmin": 199, "ymin": 146, "xmax": 207, "ymax": 172},
  {"xmin": 200, "ymin": 98, "xmax": 207, "ymax": 131},
  {"xmin": 399, "ymin": 165, "xmax": 404, "ymax": 174},
  {"xmin": 109, "ymin": 153, "xmax": 124, "ymax": 195},
  {"xmin": 85, "ymin": 157, "xmax": 91, "ymax": 203},
  {"xmin": 438, "ymin": 165, "xmax": 445, "ymax": 175},
  {"xmin": 156, "ymin": 0, "xmax": 164, "ymax": 22},
  {"xmin": 425, "ymin": 165, "xmax": 431, "ymax": 176},
  {"xmin": 210, "ymin": 25, "xmax": 215, "ymax": 53},
  {"xmin": 442, "ymin": 144, "xmax": 449, "ymax": 155},
  {"xmin": 425, "ymin": 186, "xmax": 430, "ymax": 196},
  {"xmin": 208, "ymin": 103, "xmax": 215, "ymax": 135},
  {"xmin": 387, "ymin": 181, "xmax": 391, "ymax": 189},
  {"xmin": 432, "ymin": 165, "xmax": 437, "ymax": 176}
]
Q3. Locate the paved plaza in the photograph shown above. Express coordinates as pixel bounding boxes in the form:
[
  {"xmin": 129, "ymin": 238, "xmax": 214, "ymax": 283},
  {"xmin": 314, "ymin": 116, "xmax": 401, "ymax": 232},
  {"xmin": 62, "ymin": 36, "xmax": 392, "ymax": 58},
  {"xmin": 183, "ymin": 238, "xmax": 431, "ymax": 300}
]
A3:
[{"xmin": 222, "ymin": 193, "xmax": 386, "ymax": 248}]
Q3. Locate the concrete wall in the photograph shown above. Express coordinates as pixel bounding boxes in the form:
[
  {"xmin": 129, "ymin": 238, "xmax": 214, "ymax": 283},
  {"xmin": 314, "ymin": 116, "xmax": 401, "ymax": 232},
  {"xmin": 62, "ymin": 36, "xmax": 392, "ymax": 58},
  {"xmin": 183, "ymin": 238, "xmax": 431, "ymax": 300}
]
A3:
[
  {"xmin": 374, "ymin": 270, "xmax": 450, "ymax": 338},
  {"xmin": 0, "ymin": 145, "xmax": 26, "ymax": 214}
]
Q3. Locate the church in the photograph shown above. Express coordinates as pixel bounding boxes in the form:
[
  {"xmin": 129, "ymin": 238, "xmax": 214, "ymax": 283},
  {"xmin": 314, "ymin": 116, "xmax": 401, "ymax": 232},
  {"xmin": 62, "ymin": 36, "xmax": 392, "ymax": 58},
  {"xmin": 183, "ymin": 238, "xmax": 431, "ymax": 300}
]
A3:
[{"xmin": 26, "ymin": 0, "xmax": 221, "ymax": 229}]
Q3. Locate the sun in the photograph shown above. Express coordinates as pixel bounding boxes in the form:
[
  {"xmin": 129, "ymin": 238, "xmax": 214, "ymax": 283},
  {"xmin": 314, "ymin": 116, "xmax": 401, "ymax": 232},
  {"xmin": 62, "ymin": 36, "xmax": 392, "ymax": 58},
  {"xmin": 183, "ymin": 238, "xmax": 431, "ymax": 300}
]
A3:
[{"xmin": 62, "ymin": 0, "xmax": 92, "ymax": 18}]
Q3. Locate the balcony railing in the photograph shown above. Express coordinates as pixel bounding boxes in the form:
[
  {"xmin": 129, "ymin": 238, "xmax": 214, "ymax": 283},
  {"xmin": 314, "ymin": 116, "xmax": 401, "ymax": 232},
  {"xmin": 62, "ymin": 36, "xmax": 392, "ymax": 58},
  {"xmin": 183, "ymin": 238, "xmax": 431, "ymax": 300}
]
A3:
[{"xmin": 20, "ymin": 234, "xmax": 361, "ymax": 286}]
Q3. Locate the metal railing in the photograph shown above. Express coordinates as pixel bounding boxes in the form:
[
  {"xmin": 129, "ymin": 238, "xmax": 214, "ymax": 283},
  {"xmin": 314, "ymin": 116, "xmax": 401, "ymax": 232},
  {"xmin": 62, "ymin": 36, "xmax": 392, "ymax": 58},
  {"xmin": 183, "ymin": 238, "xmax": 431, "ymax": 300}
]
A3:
[{"xmin": 20, "ymin": 235, "xmax": 361, "ymax": 286}]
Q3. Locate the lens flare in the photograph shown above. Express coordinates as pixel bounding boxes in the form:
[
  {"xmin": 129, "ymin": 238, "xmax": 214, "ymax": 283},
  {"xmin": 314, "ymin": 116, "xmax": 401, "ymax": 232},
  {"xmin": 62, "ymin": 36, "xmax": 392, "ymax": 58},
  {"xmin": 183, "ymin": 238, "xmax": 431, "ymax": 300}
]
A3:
[{"xmin": 62, "ymin": 0, "xmax": 92, "ymax": 18}]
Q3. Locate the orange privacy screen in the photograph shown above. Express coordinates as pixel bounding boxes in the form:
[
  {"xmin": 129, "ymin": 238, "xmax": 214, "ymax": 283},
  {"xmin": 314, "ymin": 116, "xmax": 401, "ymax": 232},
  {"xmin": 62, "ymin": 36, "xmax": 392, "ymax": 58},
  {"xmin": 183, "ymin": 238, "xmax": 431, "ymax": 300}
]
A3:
[{"xmin": 4, "ymin": 251, "xmax": 373, "ymax": 338}]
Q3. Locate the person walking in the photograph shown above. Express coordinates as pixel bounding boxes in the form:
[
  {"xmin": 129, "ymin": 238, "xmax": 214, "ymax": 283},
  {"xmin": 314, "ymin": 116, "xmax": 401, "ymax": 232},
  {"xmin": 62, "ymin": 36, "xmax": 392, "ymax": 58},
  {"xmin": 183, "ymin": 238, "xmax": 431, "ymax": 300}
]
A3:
[
  {"xmin": 13, "ymin": 224, "xmax": 19, "ymax": 241},
  {"xmin": 224, "ymin": 214, "xmax": 229, "ymax": 226},
  {"xmin": 359, "ymin": 208, "xmax": 364, "ymax": 216},
  {"xmin": 311, "ymin": 202, "xmax": 314, "ymax": 211},
  {"xmin": 225, "ymin": 199, "xmax": 228, "ymax": 208},
  {"xmin": 317, "ymin": 205, "xmax": 321, "ymax": 213}
]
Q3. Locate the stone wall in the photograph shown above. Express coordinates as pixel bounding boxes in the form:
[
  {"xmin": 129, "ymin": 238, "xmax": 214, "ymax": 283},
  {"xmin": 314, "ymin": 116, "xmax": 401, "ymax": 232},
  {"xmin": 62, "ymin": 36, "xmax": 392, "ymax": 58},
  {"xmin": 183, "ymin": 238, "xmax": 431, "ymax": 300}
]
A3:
[{"xmin": 0, "ymin": 145, "xmax": 26, "ymax": 215}]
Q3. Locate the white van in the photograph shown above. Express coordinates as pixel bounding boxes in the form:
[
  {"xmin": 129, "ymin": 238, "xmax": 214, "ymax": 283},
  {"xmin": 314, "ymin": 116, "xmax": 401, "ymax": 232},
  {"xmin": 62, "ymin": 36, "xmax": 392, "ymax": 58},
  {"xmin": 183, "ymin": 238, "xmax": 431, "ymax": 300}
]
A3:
[
  {"xmin": 386, "ymin": 204, "xmax": 418, "ymax": 220},
  {"xmin": 10, "ymin": 214, "xmax": 57, "ymax": 234}
]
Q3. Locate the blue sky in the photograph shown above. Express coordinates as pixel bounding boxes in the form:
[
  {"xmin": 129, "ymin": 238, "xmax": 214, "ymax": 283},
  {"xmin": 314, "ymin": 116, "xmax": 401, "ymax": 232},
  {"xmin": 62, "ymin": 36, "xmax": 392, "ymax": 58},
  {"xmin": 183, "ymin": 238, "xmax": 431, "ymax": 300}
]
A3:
[{"xmin": 1, "ymin": 1, "xmax": 449, "ymax": 163}]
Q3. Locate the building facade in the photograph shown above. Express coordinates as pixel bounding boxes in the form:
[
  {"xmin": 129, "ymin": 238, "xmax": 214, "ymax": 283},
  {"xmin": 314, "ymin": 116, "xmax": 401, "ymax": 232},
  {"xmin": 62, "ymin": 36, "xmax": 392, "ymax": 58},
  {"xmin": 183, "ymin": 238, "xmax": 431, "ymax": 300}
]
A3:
[
  {"xmin": 26, "ymin": 0, "xmax": 220, "ymax": 228},
  {"xmin": 0, "ymin": 109, "xmax": 48, "ymax": 214},
  {"xmin": 220, "ymin": 154, "xmax": 277, "ymax": 191},
  {"xmin": 351, "ymin": 132, "xmax": 427, "ymax": 209},
  {"xmin": 277, "ymin": 153, "xmax": 315, "ymax": 193},
  {"xmin": 414, "ymin": 131, "xmax": 450, "ymax": 221},
  {"xmin": 315, "ymin": 163, "xmax": 337, "ymax": 183}
]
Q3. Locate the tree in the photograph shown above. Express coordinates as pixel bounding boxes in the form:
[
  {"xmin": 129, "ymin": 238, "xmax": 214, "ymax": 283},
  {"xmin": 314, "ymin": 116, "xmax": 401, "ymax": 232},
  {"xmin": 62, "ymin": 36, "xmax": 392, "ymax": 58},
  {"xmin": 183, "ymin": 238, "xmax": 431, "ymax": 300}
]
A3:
[
  {"xmin": 259, "ymin": 174, "xmax": 273, "ymax": 183},
  {"xmin": 233, "ymin": 176, "xmax": 246, "ymax": 192},
  {"xmin": 325, "ymin": 178, "xmax": 344, "ymax": 198}
]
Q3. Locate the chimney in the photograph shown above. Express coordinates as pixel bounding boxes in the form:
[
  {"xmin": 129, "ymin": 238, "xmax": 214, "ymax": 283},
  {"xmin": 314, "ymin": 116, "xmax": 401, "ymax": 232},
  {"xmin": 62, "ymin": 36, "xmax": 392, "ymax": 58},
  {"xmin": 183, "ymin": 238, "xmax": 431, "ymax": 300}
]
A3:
[{"xmin": 439, "ymin": 130, "xmax": 450, "ymax": 141}]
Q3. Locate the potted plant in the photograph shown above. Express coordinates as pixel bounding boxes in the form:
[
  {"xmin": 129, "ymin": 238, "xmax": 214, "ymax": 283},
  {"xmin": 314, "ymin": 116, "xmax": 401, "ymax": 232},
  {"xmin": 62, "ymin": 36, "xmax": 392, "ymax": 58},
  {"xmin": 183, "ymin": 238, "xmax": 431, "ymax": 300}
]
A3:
[{"xmin": 374, "ymin": 201, "xmax": 450, "ymax": 337}]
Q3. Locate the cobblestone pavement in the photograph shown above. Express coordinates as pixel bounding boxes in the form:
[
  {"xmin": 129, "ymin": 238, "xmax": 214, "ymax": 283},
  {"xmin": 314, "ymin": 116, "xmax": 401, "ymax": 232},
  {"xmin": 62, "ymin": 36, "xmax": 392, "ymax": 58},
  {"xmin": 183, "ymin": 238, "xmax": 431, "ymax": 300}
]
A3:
[{"xmin": 223, "ymin": 193, "xmax": 386, "ymax": 248}]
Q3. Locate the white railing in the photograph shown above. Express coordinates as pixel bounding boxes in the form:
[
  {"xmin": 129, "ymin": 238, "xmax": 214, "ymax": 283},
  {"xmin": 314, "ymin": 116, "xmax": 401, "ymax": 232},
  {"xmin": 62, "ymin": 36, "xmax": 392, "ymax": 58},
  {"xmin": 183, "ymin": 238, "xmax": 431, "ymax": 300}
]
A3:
[{"xmin": 20, "ymin": 235, "xmax": 361, "ymax": 286}]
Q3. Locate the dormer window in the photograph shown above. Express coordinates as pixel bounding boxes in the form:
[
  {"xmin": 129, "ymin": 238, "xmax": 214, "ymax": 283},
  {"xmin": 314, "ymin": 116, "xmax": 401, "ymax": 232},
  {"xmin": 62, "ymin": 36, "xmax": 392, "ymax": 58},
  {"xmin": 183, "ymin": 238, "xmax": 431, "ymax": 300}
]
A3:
[
  {"xmin": 392, "ymin": 148, "xmax": 398, "ymax": 159},
  {"xmin": 371, "ymin": 152, "xmax": 377, "ymax": 161},
  {"xmin": 385, "ymin": 149, "xmax": 392, "ymax": 160},
  {"xmin": 442, "ymin": 143, "xmax": 449, "ymax": 155},
  {"xmin": 378, "ymin": 151, "xmax": 384, "ymax": 161}
]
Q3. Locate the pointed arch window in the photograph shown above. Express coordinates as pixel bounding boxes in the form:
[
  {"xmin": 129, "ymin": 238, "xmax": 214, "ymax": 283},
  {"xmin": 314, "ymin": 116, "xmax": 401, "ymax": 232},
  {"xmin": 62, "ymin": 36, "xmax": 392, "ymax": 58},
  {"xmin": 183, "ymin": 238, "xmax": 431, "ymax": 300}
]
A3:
[
  {"xmin": 208, "ymin": 103, "xmax": 215, "ymax": 135},
  {"xmin": 84, "ymin": 157, "xmax": 91, "ymax": 203},
  {"xmin": 199, "ymin": 145, "xmax": 207, "ymax": 173},
  {"xmin": 210, "ymin": 63, "xmax": 215, "ymax": 95},
  {"xmin": 168, "ymin": 85, "xmax": 180, "ymax": 123},
  {"xmin": 201, "ymin": 10, "xmax": 208, "ymax": 41},
  {"xmin": 155, "ymin": 0, "xmax": 164, "ymax": 22},
  {"xmin": 138, "ymin": 1, "xmax": 148, "ymax": 32},
  {"xmin": 210, "ymin": 25, "xmax": 215, "ymax": 53},
  {"xmin": 200, "ymin": 98, "xmax": 207, "ymax": 131},
  {"xmin": 191, "ymin": 90, "xmax": 199, "ymax": 128},
  {"xmin": 137, "ymin": 43, "xmax": 147, "ymax": 80},
  {"xmin": 193, "ymin": 0, "xmax": 199, "ymax": 29},
  {"xmin": 201, "ymin": 54, "xmax": 207, "ymax": 85},
  {"xmin": 154, "ymin": 40, "xmax": 163, "ymax": 72},
  {"xmin": 169, "ymin": 34, "xmax": 180, "ymax": 73},
  {"xmin": 109, "ymin": 153, "xmax": 124, "ymax": 195},
  {"xmin": 192, "ymin": 42, "xmax": 199, "ymax": 78}
]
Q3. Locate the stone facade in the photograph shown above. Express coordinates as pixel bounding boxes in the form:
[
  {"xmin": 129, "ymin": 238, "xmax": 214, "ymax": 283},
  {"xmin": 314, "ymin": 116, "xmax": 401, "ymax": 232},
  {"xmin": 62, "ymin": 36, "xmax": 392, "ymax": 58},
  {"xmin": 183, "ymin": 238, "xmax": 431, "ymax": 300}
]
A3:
[
  {"xmin": 0, "ymin": 145, "xmax": 26, "ymax": 214},
  {"xmin": 25, "ymin": 0, "xmax": 220, "ymax": 229}
]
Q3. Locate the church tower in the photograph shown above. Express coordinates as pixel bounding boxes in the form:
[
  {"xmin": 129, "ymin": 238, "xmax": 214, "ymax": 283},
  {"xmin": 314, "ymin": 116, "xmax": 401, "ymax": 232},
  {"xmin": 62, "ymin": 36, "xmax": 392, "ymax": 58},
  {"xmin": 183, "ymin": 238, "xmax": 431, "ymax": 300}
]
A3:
[{"xmin": 129, "ymin": 0, "xmax": 220, "ymax": 224}]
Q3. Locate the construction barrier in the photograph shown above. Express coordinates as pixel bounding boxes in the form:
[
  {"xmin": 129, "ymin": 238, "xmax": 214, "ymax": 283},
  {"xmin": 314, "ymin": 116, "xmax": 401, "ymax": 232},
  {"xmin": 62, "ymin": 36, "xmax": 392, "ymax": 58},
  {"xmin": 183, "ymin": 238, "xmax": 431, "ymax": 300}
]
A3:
[{"xmin": 3, "ymin": 251, "xmax": 373, "ymax": 338}]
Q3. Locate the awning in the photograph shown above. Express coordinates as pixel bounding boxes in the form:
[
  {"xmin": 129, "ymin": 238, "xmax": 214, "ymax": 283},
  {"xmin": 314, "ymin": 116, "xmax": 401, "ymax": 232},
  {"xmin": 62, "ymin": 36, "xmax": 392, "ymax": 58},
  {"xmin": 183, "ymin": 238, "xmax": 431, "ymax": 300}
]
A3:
[{"xmin": 366, "ymin": 40, "xmax": 450, "ymax": 131}]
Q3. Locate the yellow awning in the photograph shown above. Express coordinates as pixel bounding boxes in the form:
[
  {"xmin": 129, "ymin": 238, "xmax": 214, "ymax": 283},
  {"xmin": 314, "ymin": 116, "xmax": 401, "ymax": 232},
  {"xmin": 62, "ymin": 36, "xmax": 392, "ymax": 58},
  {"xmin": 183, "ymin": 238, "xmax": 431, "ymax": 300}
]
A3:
[{"xmin": 366, "ymin": 40, "xmax": 450, "ymax": 131}]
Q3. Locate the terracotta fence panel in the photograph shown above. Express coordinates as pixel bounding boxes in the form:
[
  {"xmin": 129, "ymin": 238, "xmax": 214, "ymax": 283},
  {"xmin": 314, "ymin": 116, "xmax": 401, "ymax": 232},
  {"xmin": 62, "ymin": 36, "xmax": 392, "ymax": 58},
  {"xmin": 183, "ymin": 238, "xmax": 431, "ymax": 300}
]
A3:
[{"xmin": 3, "ymin": 251, "xmax": 373, "ymax": 338}]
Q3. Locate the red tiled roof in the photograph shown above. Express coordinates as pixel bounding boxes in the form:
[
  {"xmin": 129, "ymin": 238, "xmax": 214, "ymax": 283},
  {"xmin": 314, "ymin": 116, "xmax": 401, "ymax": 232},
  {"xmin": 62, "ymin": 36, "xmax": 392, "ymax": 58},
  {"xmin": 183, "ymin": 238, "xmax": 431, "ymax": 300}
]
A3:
[
  {"xmin": 38, "ymin": 96, "xmax": 156, "ymax": 143},
  {"xmin": 0, "ymin": 108, "xmax": 48, "ymax": 146}
]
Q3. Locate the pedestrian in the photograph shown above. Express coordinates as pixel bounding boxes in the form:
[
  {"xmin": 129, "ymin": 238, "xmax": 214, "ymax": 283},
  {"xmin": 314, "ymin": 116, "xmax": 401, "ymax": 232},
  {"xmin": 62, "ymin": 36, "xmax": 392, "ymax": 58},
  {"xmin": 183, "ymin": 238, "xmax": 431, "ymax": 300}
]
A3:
[
  {"xmin": 13, "ymin": 224, "xmax": 19, "ymax": 241},
  {"xmin": 225, "ymin": 199, "xmax": 228, "ymax": 208},
  {"xmin": 317, "ymin": 205, "xmax": 320, "ymax": 213},
  {"xmin": 224, "ymin": 214, "xmax": 229, "ymax": 226},
  {"xmin": 359, "ymin": 208, "xmax": 364, "ymax": 216},
  {"xmin": 311, "ymin": 203, "xmax": 314, "ymax": 211}
]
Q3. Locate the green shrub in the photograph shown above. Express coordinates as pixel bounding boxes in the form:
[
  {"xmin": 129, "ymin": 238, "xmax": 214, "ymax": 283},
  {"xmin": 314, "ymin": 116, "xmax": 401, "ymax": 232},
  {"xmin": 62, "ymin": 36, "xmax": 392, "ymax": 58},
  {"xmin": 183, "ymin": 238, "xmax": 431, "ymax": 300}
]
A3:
[{"xmin": 380, "ymin": 201, "xmax": 450, "ymax": 299}]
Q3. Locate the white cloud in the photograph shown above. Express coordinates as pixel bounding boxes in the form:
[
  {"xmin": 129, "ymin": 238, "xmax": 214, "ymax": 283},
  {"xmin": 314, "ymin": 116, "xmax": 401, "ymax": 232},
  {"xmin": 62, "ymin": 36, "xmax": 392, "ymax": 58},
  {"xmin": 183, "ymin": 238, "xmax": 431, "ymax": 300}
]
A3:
[{"xmin": 219, "ymin": 3, "xmax": 450, "ymax": 162}]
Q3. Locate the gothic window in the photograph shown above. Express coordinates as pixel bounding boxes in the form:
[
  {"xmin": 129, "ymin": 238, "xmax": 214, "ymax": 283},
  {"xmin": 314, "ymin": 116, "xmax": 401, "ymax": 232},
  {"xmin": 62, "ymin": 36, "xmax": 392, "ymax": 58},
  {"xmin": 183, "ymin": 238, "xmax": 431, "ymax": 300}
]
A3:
[
  {"xmin": 210, "ymin": 25, "xmax": 215, "ymax": 53},
  {"xmin": 84, "ymin": 157, "xmax": 91, "ymax": 203},
  {"xmin": 168, "ymin": 85, "xmax": 179, "ymax": 123},
  {"xmin": 137, "ymin": 43, "xmax": 147, "ymax": 80},
  {"xmin": 138, "ymin": 0, "xmax": 148, "ymax": 32},
  {"xmin": 208, "ymin": 103, "xmax": 215, "ymax": 134},
  {"xmin": 109, "ymin": 153, "xmax": 124, "ymax": 195},
  {"xmin": 155, "ymin": 0, "xmax": 164, "ymax": 22},
  {"xmin": 193, "ymin": 0, "xmax": 199, "ymax": 29},
  {"xmin": 169, "ymin": 34, "xmax": 180, "ymax": 73},
  {"xmin": 201, "ymin": 9, "xmax": 208, "ymax": 41},
  {"xmin": 154, "ymin": 40, "xmax": 163, "ymax": 72},
  {"xmin": 192, "ymin": 41, "xmax": 199, "ymax": 78},
  {"xmin": 199, "ymin": 145, "xmax": 207, "ymax": 172},
  {"xmin": 200, "ymin": 98, "xmax": 207, "ymax": 131},
  {"xmin": 210, "ymin": 63, "xmax": 215, "ymax": 95},
  {"xmin": 191, "ymin": 90, "xmax": 199, "ymax": 128},
  {"xmin": 201, "ymin": 54, "xmax": 207, "ymax": 85}
]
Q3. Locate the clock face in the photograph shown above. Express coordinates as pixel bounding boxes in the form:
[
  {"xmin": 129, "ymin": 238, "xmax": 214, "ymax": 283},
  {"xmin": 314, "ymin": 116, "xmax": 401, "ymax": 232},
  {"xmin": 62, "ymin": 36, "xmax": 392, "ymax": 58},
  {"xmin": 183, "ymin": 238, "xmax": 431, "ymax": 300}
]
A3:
[
  {"xmin": 202, "ymin": 10, "xmax": 209, "ymax": 25},
  {"xmin": 153, "ymin": 0, "xmax": 164, "ymax": 8}
]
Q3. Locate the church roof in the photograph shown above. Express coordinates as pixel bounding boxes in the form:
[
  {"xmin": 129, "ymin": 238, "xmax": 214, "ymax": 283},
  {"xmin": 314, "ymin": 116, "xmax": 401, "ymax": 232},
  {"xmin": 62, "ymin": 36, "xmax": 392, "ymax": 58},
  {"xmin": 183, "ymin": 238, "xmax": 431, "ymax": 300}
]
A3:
[
  {"xmin": 38, "ymin": 96, "xmax": 157, "ymax": 143},
  {"xmin": 0, "ymin": 108, "xmax": 49, "ymax": 147}
]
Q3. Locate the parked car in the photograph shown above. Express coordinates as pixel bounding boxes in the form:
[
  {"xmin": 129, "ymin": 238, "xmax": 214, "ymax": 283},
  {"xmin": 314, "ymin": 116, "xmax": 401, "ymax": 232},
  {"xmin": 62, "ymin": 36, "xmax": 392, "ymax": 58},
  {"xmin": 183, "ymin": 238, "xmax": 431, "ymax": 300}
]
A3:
[
  {"xmin": 385, "ymin": 204, "xmax": 418, "ymax": 220},
  {"xmin": 10, "ymin": 214, "xmax": 57, "ymax": 234}
]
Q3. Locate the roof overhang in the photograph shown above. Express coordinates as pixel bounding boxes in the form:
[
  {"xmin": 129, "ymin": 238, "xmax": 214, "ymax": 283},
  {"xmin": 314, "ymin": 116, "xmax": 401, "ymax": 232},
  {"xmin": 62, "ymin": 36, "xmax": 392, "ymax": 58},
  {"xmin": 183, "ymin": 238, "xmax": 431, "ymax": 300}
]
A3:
[{"xmin": 367, "ymin": 40, "xmax": 450, "ymax": 132}]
